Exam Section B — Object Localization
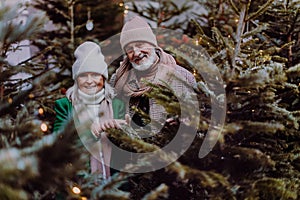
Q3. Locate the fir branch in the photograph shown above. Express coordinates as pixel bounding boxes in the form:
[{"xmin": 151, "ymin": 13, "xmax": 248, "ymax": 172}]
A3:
[
  {"xmin": 91, "ymin": 173, "xmax": 131, "ymax": 200},
  {"xmin": 228, "ymin": 0, "xmax": 240, "ymax": 16},
  {"xmin": 286, "ymin": 6, "xmax": 299, "ymax": 36},
  {"xmin": 242, "ymin": 23, "xmax": 268, "ymax": 39},
  {"xmin": 108, "ymin": 127, "xmax": 232, "ymax": 195},
  {"xmin": 238, "ymin": 121, "xmax": 285, "ymax": 134},
  {"xmin": 271, "ymin": 55, "xmax": 288, "ymax": 63},
  {"xmin": 225, "ymin": 146, "xmax": 275, "ymax": 170},
  {"xmin": 141, "ymin": 183, "xmax": 169, "ymax": 200},
  {"xmin": 17, "ymin": 46, "xmax": 54, "ymax": 66},
  {"xmin": 167, "ymin": 163, "xmax": 233, "ymax": 191},
  {"xmin": 0, "ymin": 85, "xmax": 33, "ymax": 117},
  {"xmin": 232, "ymin": 1, "xmax": 248, "ymax": 72},
  {"xmin": 196, "ymin": 81, "xmax": 215, "ymax": 98},
  {"xmin": 266, "ymin": 103, "xmax": 299, "ymax": 129},
  {"xmin": 247, "ymin": 0, "xmax": 275, "ymax": 21},
  {"xmin": 190, "ymin": 19, "xmax": 205, "ymax": 35},
  {"xmin": 248, "ymin": 178, "xmax": 299, "ymax": 199},
  {"xmin": 211, "ymin": 26, "xmax": 227, "ymax": 49},
  {"xmin": 0, "ymin": 184, "xmax": 28, "ymax": 200},
  {"xmin": 286, "ymin": 63, "xmax": 300, "ymax": 80}
]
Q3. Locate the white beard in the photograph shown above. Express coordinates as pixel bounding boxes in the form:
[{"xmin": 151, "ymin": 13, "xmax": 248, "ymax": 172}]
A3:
[{"xmin": 131, "ymin": 49, "xmax": 157, "ymax": 71}]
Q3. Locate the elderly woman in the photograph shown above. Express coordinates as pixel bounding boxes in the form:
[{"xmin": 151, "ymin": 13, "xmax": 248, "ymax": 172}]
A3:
[{"xmin": 53, "ymin": 41, "xmax": 125, "ymax": 179}]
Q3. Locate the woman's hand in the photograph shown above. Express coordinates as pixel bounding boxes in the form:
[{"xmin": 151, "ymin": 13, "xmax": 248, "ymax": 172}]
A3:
[{"xmin": 91, "ymin": 115, "xmax": 130, "ymax": 138}]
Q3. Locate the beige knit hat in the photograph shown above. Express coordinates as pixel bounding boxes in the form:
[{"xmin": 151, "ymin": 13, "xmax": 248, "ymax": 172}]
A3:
[
  {"xmin": 72, "ymin": 41, "xmax": 108, "ymax": 80},
  {"xmin": 120, "ymin": 16, "xmax": 158, "ymax": 50}
]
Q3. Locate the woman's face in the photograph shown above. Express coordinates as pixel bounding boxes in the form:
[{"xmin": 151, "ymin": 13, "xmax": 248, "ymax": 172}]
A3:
[{"xmin": 77, "ymin": 72, "xmax": 104, "ymax": 95}]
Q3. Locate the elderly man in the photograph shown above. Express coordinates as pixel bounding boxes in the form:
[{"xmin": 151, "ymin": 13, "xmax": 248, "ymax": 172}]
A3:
[{"xmin": 110, "ymin": 16, "xmax": 197, "ymax": 132}]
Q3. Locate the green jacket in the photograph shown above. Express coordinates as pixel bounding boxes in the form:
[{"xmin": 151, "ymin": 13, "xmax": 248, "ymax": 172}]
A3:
[
  {"xmin": 53, "ymin": 97, "xmax": 125, "ymax": 133},
  {"xmin": 53, "ymin": 97, "xmax": 126, "ymax": 174}
]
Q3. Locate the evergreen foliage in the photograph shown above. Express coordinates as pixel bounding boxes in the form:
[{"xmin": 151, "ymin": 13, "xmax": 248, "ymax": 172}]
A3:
[{"xmin": 0, "ymin": 0, "xmax": 299, "ymax": 199}]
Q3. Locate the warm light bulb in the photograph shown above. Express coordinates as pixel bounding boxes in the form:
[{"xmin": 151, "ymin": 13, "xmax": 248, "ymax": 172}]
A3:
[
  {"xmin": 38, "ymin": 108, "xmax": 44, "ymax": 115},
  {"xmin": 8, "ymin": 98, "xmax": 13, "ymax": 104},
  {"xmin": 72, "ymin": 186, "xmax": 81, "ymax": 194},
  {"xmin": 28, "ymin": 93, "xmax": 34, "ymax": 98},
  {"xmin": 40, "ymin": 122, "xmax": 48, "ymax": 132}
]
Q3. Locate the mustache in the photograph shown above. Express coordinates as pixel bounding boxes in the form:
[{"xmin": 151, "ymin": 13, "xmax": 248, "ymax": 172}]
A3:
[{"xmin": 133, "ymin": 53, "xmax": 147, "ymax": 62}]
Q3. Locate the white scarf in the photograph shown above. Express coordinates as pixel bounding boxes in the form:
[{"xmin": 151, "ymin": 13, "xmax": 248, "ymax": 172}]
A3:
[
  {"xmin": 74, "ymin": 88, "xmax": 112, "ymax": 178},
  {"xmin": 77, "ymin": 89, "xmax": 105, "ymax": 122}
]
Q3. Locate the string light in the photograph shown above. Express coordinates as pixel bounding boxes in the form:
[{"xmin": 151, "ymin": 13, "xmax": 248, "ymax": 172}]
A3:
[
  {"xmin": 119, "ymin": 2, "xmax": 124, "ymax": 6},
  {"xmin": 38, "ymin": 107, "xmax": 44, "ymax": 115},
  {"xmin": 28, "ymin": 93, "xmax": 34, "ymax": 98},
  {"xmin": 193, "ymin": 69, "xmax": 197, "ymax": 76},
  {"xmin": 40, "ymin": 122, "xmax": 48, "ymax": 132},
  {"xmin": 124, "ymin": 4, "xmax": 129, "ymax": 15},
  {"xmin": 72, "ymin": 186, "xmax": 81, "ymax": 195},
  {"xmin": 7, "ymin": 98, "xmax": 13, "ymax": 104}
]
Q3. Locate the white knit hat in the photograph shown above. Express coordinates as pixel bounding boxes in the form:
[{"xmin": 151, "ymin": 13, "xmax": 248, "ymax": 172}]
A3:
[
  {"xmin": 72, "ymin": 41, "xmax": 108, "ymax": 80},
  {"xmin": 120, "ymin": 16, "xmax": 158, "ymax": 50}
]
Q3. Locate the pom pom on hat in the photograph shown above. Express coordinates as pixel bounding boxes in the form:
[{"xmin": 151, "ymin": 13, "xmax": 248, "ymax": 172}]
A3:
[
  {"xmin": 120, "ymin": 16, "xmax": 158, "ymax": 50},
  {"xmin": 72, "ymin": 41, "xmax": 108, "ymax": 80}
]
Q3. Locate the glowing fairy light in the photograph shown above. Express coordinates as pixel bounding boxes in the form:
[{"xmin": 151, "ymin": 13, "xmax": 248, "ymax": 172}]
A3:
[
  {"xmin": 40, "ymin": 122, "xmax": 48, "ymax": 132},
  {"xmin": 119, "ymin": 2, "xmax": 124, "ymax": 6},
  {"xmin": 38, "ymin": 108, "xmax": 44, "ymax": 115},
  {"xmin": 72, "ymin": 186, "xmax": 81, "ymax": 194},
  {"xmin": 123, "ymin": 4, "xmax": 129, "ymax": 15},
  {"xmin": 28, "ymin": 93, "xmax": 34, "ymax": 98},
  {"xmin": 8, "ymin": 98, "xmax": 13, "ymax": 104}
]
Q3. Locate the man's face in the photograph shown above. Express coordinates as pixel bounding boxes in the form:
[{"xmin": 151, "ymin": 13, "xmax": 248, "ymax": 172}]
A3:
[
  {"xmin": 77, "ymin": 72, "xmax": 104, "ymax": 95},
  {"xmin": 125, "ymin": 42, "xmax": 158, "ymax": 71}
]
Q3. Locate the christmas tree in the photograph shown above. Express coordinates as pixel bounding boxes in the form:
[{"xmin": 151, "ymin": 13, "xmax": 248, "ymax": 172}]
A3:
[
  {"xmin": 97, "ymin": 0, "xmax": 300, "ymax": 199},
  {"xmin": 1, "ymin": 0, "xmax": 300, "ymax": 199},
  {"xmin": 0, "ymin": 0, "xmax": 124, "ymax": 199}
]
